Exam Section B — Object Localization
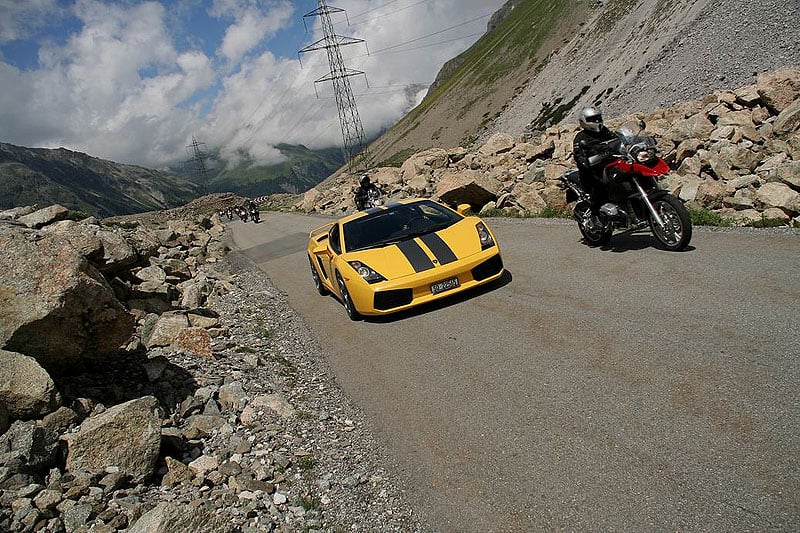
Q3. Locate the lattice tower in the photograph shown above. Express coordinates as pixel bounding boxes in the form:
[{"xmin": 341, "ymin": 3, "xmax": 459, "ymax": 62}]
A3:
[{"xmin": 299, "ymin": 0, "xmax": 371, "ymax": 172}]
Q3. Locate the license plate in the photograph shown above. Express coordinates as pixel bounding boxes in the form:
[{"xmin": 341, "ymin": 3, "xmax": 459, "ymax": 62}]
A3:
[{"xmin": 431, "ymin": 277, "xmax": 460, "ymax": 295}]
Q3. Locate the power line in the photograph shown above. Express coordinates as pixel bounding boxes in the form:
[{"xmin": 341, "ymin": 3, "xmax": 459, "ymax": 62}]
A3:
[{"xmin": 299, "ymin": 0, "xmax": 371, "ymax": 172}]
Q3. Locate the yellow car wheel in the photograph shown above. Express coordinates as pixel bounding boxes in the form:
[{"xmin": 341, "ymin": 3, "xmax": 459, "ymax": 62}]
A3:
[
  {"xmin": 308, "ymin": 255, "xmax": 328, "ymax": 296},
  {"xmin": 335, "ymin": 272, "xmax": 362, "ymax": 321}
]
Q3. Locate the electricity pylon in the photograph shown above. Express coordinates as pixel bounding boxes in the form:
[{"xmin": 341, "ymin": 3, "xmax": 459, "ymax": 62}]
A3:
[
  {"xmin": 185, "ymin": 136, "xmax": 210, "ymax": 193},
  {"xmin": 299, "ymin": 0, "xmax": 371, "ymax": 172}
]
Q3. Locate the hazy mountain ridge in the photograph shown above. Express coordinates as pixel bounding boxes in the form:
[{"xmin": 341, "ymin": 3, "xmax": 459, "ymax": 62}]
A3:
[
  {"xmin": 0, "ymin": 143, "xmax": 199, "ymax": 217},
  {"xmin": 208, "ymin": 144, "xmax": 346, "ymax": 198}
]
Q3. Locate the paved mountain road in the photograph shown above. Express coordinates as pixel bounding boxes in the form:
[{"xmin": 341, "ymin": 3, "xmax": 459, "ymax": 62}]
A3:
[{"xmin": 230, "ymin": 212, "xmax": 799, "ymax": 532}]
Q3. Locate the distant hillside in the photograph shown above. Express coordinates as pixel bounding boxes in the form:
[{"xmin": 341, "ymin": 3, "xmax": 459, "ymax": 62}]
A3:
[
  {"xmin": 206, "ymin": 144, "xmax": 345, "ymax": 198},
  {"xmin": 367, "ymin": 0, "xmax": 800, "ymax": 166},
  {"xmin": 0, "ymin": 142, "xmax": 198, "ymax": 217}
]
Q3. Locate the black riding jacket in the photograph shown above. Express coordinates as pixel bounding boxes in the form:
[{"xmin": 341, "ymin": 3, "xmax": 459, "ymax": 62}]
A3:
[{"xmin": 573, "ymin": 126, "xmax": 620, "ymax": 181}]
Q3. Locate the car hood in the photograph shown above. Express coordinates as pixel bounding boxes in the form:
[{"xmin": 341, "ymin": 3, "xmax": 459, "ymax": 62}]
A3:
[{"xmin": 343, "ymin": 219, "xmax": 483, "ymax": 279}]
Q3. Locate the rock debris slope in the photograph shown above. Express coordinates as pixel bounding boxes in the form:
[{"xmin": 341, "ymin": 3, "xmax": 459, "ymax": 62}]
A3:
[{"xmin": 0, "ymin": 197, "xmax": 420, "ymax": 533}]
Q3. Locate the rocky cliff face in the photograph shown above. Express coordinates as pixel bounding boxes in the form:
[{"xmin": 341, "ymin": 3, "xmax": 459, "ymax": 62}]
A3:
[
  {"xmin": 0, "ymin": 197, "xmax": 418, "ymax": 532},
  {"xmin": 299, "ymin": 68, "xmax": 800, "ymax": 227}
]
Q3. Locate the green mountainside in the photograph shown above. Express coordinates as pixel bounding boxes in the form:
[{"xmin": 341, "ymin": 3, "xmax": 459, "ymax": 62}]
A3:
[
  {"xmin": 0, "ymin": 142, "xmax": 198, "ymax": 217},
  {"xmin": 369, "ymin": 0, "xmax": 584, "ymax": 167},
  {"xmin": 206, "ymin": 144, "xmax": 345, "ymax": 198}
]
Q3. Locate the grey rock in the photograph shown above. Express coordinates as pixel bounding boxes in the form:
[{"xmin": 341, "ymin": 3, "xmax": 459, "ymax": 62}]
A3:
[
  {"xmin": 63, "ymin": 396, "xmax": 161, "ymax": 483},
  {"xmin": 0, "ymin": 350, "xmax": 62, "ymax": 419}
]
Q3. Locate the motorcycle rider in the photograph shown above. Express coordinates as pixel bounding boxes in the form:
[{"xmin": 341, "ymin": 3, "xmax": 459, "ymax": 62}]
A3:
[
  {"xmin": 248, "ymin": 199, "xmax": 260, "ymax": 222},
  {"xmin": 354, "ymin": 173, "xmax": 381, "ymax": 210},
  {"xmin": 572, "ymin": 106, "xmax": 621, "ymax": 228}
]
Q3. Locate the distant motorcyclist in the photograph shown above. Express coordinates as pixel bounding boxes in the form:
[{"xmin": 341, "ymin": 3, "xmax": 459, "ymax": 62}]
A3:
[
  {"xmin": 572, "ymin": 106, "xmax": 621, "ymax": 227},
  {"xmin": 248, "ymin": 200, "xmax": 260, "ymax": 223},
  {"xmin": 353, "ymin": 173, "xmax": 381, "ymax": 210}
]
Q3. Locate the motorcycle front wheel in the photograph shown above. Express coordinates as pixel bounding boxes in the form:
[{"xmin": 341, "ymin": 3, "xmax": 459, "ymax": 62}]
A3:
[
  {"xmin": 649, "ymin": 195, "xmax": 692, "ymax": 251},
  {"xmin": 576, "ymin": 207, "xmax": 612, "ymax": 247}
]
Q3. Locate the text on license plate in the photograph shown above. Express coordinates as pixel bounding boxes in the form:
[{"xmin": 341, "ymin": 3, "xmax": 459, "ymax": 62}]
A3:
[{"xmin": 431, "ymin": 277, "xmax": 460, "ymax": 295}]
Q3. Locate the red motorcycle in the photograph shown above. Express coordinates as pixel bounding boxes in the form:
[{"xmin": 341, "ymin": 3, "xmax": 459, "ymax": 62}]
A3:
[{"xmin": 559, "ymin": 121, "xmax": 692, "ymax": 251}]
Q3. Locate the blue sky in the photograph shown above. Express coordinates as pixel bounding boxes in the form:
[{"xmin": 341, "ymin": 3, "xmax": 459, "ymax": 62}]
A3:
[{"xmin": 0, "ymin": 0, "xmax": 506, "ymax": 167}]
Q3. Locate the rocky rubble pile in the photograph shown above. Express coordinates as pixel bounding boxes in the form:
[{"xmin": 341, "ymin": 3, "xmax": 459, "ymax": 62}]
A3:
[
  {"xmin": 0, "ymin": 204, "xmax": 419, "ymax": 532},
  {"xmin": 299, "ymin": 68, "xmax": 800, "ymax": 226}
]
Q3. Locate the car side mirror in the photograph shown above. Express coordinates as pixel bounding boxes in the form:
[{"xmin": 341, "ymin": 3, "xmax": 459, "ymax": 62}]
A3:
[
  {"xmin": 456, "ymin": 204, "xmax": 471, "ymax": 216},
  {"xmin": 312, "ymin": 243, "xmax": 332, "ymax": 256}
]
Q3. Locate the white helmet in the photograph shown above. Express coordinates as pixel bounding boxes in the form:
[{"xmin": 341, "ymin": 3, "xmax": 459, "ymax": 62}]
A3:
[{"xmin": 579, "ymin": 106, "xmax": 604, "ymax": 133}]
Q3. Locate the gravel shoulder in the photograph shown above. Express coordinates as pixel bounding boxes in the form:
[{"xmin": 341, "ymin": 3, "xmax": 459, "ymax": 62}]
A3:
[{"xmin": 145, "ymin": 247, "xmax": 424, "ymax": 531}]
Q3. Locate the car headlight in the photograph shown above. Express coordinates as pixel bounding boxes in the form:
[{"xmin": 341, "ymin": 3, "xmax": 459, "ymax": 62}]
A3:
[
  {"xmin": 348, "ymin": 261, "xmax": 386, "ymax": 284},
  {"xmin": 476, "ymin": 222, "xmax": 495, "ymax": 250}
]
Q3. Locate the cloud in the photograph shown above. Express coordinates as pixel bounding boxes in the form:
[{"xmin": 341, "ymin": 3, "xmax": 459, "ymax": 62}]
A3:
[
  {"xmin": 0, "ymin": 0, "xmax": 507, "ymax": 168},
  {"xmin": 212, "ymin": 0, "xmax": 293, "ymax": 64},
  {"xmin": 0, "ymin": 0, "xmax": 63, "ymax": 43},
  {"xmin": 207, "ymin": 0, "xmax": 506, "ymax": 164}
]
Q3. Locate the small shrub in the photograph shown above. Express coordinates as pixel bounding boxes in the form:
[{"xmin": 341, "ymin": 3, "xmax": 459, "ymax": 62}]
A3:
[
  {"xmin": 66, "ymin": 210, "xmax": 91, "ymax": 221},
  {"xmin": 537, "ymin": 206, "xmax": 572, "ymax": 219},
  {"xmin": 300, "ymin": 493, "xmax": 320, "ymax": 512},
  {"xmin": 688, "ymin": 207, "xmax": 733, "ymax": 227},
  {"xmin": 235, "ymin": 346, "xmax": 257, "ymax": 354},
  {"xmin": 298, "ymin": 455, "xmax": 315, "ymax": 471},
  {"xmin": 747, "ymin": 215, "xmax": 788, "ymax": 228}
]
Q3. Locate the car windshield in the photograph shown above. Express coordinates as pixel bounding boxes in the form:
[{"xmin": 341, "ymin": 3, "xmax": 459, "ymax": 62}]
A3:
[{"xmin": 343, "ymin": 200, "xmax": 463, "ymax": 252}]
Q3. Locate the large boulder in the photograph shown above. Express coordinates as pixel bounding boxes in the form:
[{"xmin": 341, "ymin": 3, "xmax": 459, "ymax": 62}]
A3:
[
  {"xmin": 773, "ymin": 98, "xmax": 800, "ymax": 136},
  {"xmin": 756, "ymin": 67, "xmax": 800, "ymax": 114},
  {"xmin": 435, "ymin": 170, "xmax": 501, "ymax": 210},
  {"xmin": 62, "ymin": 396, "xmax": 161, "ymax": 483},
  {"xmin": 0, "ymin": 421, "xmax": 60, "ymax": 487},
  {"xmin": 0, "ymin": 225, "xmax": 135, "ymax": 372},
  {"xmin": 754, "ymin": 182, "xmax": 800, "ymax": 214},
  {"xmin": 128, "ymin": 502, "xmax": 235, "ymax": 533},
  {"xmin": 0, "ymin": 350, "xmax": 61, "ymax": 419},
  {"xmin": 17, "ymin": 205, "xmax": 69, "ymax": 229}
]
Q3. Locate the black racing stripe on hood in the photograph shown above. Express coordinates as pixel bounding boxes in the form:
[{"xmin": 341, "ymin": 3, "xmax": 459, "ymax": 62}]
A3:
[
  {"xmin": 419, "ymin": 233, "xmax": 457, "ymax": 265},
  {"xmin": 396, "ymin": 239, "xmax": 434, "ymax": 272}
]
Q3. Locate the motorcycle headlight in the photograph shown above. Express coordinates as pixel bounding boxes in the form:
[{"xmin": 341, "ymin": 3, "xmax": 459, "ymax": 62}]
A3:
[
  {"xmin": 348, "ymin": 261, "xmax": 386, "ymax": 284},
  {"xmin": 635, "ymin": 148, "xmax": 655, "ymax": 163},
  {"xmin": 476, "ymin": 222, "xmax": 495, "ymax": 250}
]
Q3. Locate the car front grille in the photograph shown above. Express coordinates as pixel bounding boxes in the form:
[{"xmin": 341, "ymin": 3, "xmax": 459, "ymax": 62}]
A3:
[
  {"xmin": 374, "ymin": 289, "xmax": 413, "ymax": 311},
  {"xmin": 471, "ymin": 254, "xmax": 504, "ymax": 281}
]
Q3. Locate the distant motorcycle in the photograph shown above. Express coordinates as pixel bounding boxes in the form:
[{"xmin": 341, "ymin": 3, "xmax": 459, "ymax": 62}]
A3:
[
  {"xmin": 354, "ymin": 186, "xmax": 383, "ymax": 210},
  {"xmin": 249, "ymin": 206, "xmax": 260, "ymax": 223},
  {"xmin": 559, "ymin": 120, "xmax": 692, "ymax": 251}
]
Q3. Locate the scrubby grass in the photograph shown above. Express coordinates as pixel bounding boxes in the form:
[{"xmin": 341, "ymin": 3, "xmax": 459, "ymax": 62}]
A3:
[
  {"xmin": 479, "ymin": 206, "xmax": 572, "ymax": 219},
  {"xmin": 747, "ymin": 216, "xmax": 790, "ymax": 228},
  {"xmin": 376, "ymin": 148, "xmax": 416, "ymax": 168},
  {"xmin": 538, "ymin": 206, "xmax": 572, "ymax": 219},
  {"xmin": 688, "ymin": 207, "xmax": 733, "ymax": 227}
]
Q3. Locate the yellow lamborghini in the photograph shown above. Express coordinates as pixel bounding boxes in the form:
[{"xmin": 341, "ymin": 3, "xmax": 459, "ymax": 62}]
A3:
[{"xmin": 307, "ymin": 198, "xmax": 504, "ymax": 320}]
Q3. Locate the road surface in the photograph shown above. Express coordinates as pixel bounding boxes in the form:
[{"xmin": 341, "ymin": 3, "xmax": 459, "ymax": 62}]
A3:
[{"xmin": 230, "ymin": 212, "xmax": 800, "ymax": 532}]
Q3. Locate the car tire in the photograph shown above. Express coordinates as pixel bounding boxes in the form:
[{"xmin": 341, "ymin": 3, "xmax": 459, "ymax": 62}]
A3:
[
  {"xmin": 309, "ymin": 255, "xmax": 328, "ymax": 295},
  {"xmin": 336, "ymin": 272, "xmax": 362, "ymax": 321}
]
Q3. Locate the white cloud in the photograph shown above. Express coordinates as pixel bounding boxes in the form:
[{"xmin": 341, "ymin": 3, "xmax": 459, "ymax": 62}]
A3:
[
  {"xmin": 0, "ymin": 0, "xmax": 507, "ymax": 168},
  {"xmin": 0, "ymin": 0, "xmax": 63, "ymax": 43},
  {"xmin": 208, "ymin": 0, "xmax": 506, "ymax": 163},
  {"xmin": 213, "ymin": 1, "xmax": 293, "ymax": 64}
]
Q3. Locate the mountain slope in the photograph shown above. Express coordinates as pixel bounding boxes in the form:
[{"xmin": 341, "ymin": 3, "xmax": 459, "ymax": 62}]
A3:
[
  {"xmin": 0, "ymin": 143, "xmax": 198, "ymax": 217},
  {"xmin": 367, "ymin": 0, "xmax": 800, "ymax": 166},
  {"xmin": 207, "ymin": 144, "xmax": 345, "ymax": 198}
]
